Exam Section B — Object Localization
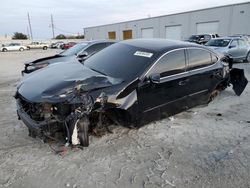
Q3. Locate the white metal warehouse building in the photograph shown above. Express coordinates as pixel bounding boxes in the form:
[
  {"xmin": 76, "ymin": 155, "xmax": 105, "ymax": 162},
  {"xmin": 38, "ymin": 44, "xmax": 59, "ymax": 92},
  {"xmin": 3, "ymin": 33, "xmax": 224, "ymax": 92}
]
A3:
[{"xmin": 84, "ymin": 2, "xmax": 250, "ymax": 41}]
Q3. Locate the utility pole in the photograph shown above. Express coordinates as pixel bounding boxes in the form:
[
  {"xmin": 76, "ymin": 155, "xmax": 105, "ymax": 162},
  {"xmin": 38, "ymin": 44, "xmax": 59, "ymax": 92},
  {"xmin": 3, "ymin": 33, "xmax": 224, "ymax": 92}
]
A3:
[
  {"xmin": 51, "ymin": 14, "xmax": 55, "ymax": 39},
  {"xmin": 26, "ymin": 26, "xmax": 30, "ymax": 39},
  {"xmin": 27, "ymin": 12, "xmax": 33, "ymax": 40}
]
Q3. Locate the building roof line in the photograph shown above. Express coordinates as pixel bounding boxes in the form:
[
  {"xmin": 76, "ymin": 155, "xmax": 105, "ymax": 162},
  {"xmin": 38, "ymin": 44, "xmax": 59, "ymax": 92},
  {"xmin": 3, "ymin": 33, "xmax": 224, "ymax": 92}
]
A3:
[{"xmin": 84, "ymin": 1, "xmax": 249, "ymax": 29}]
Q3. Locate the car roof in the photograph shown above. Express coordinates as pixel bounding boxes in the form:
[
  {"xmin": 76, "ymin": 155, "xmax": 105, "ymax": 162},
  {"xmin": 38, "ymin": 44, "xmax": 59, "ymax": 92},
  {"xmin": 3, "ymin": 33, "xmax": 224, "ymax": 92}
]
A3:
[
  {"xmin": 120, "ymin": 38, "xmax": 205, "ymax": 53},
  {"xmin": 211, "ymin": 37, "xmax": 241, "ymax": 40},
  {"xmin": 86, "ymin": 39, "xmax": 117, "ymax": 44}
]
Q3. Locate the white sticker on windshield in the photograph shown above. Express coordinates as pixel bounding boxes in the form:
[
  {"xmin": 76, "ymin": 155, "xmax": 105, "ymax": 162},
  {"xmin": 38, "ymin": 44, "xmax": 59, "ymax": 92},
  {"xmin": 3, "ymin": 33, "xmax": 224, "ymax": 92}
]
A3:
[{"xmin": 134, "ymin": 51, "xmax": 153, "ymax": 58}]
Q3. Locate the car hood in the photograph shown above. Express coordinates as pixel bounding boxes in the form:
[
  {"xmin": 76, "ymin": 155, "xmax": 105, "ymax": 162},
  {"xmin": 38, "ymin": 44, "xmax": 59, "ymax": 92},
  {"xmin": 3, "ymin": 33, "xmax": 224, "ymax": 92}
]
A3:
[{"xmin": 17, "ymin": 62, "xmax": 123, "ymax": 103}]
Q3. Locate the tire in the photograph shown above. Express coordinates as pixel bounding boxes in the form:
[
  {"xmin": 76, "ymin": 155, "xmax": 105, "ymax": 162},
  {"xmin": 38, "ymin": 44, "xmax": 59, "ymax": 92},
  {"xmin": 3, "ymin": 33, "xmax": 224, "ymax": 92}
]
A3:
[
  {"xmin": 246, "ymin": 52, "xmax": 250, "ymax": 63},
  {"xmin": 77, "ymin": 117, "xmax": 90, "ymax": 147},
  {"xmin": 208, "ymin": 89, "xmax": 220, "ymax": 103},
  {"xmin": 43, "ymin": 46, "xmax": 48, "ymax": 50},
  {"xmin": 27, "ymin": 47, "xmax": 30, "ymax": 50},
  {"xmin": 19, "ymin": 47, "xmax": 24, "ymax": 51},
  {"xmin": 2, "ymin": 48, "xmax": 7, "ymax": 52}
]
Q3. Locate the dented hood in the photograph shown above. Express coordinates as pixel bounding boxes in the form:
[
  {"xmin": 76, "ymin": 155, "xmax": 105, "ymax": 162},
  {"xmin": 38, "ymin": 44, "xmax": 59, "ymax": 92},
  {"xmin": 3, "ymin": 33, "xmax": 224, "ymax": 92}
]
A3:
[{"xmin": 17, "ymin": 61, "xmax": 122, "ymax": 103}]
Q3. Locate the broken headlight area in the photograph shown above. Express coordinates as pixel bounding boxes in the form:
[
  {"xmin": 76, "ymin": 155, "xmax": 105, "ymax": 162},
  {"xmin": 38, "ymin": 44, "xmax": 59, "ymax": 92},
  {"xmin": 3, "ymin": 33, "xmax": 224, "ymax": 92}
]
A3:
[{"xmin": 16, "ymin": 90, "xmax": 118, "ymax": 147}]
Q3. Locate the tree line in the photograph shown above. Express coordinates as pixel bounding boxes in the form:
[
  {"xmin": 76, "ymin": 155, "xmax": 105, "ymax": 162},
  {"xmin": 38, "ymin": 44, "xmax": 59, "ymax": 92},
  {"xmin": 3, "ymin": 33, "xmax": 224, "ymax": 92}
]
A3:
[{"xmin": 11, "ymin": 32, "xmax": 84, "ymax": 40}]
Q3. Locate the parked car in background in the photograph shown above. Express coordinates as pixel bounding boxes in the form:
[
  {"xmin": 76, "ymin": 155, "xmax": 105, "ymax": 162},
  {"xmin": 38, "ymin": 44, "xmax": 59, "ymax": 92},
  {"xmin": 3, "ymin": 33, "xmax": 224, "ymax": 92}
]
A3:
[
  {"xmin": 26, "ymin": 42, "xmax": 50, "ymax": 50},
  {"xmin": 61, "ymin": 42, "xmax": 77, "ymax": 50},
  {"xmin": 15, "ymin": 39, "xmax": 247, "ymax": 147},
  {"xmin": 50, "ymin": 41, "xmax": 64, "ymax": 49},
  {"xmin": 186, "ymin": 34, "xmax": 219, "ymax": 45},
  {"xmin": 205, "ymin": 37, "xmax": 250, "ymax": 63},
  {"xmin": 230, "ymin": 34, "xmax": 250, "ymax": 44},
  {"xmin": 22, "ymin": 40, "xmax": 116, "ymax": 75},
  {"xmin": 0, "ymin": 43, "xmax": 27, "ymax": 52}
]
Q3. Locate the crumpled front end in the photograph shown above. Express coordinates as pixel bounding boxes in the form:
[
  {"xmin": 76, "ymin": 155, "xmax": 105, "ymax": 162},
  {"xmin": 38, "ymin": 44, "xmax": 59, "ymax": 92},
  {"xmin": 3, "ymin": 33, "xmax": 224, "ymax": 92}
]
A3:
[{"xmin": 15, "ymin": 88, "xmax": 95, "ymax": 146}]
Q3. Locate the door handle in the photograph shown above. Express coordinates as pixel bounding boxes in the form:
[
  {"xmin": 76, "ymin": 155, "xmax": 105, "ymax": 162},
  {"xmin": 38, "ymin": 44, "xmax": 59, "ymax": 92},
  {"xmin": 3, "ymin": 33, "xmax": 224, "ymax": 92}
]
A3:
[{"xmin": 178, "ymin": 79, "xmax": 189, "ymax": 86}]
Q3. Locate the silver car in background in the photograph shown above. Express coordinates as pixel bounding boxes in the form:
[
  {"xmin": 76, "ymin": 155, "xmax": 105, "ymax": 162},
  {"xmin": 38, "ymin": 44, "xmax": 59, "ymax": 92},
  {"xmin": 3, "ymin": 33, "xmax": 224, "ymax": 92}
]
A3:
[
  {"xmin": 0, "ymin": 43, "xmax": 27, "ymax": 52},
  {"xmin": 205, "ymin": 37, "xmax": 250, "ymax": 63}
]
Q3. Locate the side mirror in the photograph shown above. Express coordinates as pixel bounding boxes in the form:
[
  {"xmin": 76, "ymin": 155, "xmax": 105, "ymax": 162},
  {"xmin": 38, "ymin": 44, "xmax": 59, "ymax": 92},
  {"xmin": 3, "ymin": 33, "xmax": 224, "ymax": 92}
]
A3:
[
  {"xmin": 149, "ymin": 73, "xmax": 160, "ymax": 84},
  {"xmin": 77, "ymin": 51, "xmax": 88, "ymax": 59},
  {"xmin": 229, "ymin": 45, "xmax": 236, "ymax": 49}
]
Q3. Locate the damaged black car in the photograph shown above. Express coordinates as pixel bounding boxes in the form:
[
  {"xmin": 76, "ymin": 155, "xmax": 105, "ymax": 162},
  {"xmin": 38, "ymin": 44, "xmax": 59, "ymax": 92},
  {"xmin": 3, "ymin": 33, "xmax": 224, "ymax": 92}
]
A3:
[
  {"xmin": 15, "ymin": 39, "xmax": 248, "ymax": 147},
  {"xmin": 22, "ymin": 40, "xmax": 116, "ymax": 75}
]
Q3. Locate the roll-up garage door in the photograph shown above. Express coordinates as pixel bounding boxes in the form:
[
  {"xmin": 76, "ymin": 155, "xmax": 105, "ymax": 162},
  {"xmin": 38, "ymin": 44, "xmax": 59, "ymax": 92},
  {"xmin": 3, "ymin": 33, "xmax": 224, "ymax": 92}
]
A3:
[
  {"xmin": 141, "ymin": 28, "xmax": 154, "ymax": 38},
  {"xmin": 165, "ymin": 25, "xmax": 182, "ymax": 40},
  {"xmin": 123, "ymin": 30, "xmax": 133, "ymax": 40},
  {"xmin": 196, "ymin": 22, "xmax": 219, "ymax": 34},
  {"xmin": 108, "ymin": 31, "xmax": 116, "ymax": 39}
]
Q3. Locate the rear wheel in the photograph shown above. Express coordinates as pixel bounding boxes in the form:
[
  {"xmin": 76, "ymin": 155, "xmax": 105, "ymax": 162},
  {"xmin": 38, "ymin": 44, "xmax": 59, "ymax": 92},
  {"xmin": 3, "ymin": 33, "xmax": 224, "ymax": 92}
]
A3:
[
  {"xmin": 19, "ymin": 47, "xmax": 24, "ymax": 51},
  {"xmin": 2, "ymin": 48, "xmax": 7, "ymax": 52},
  {"xmin": 77, "ymin": 117, "xmax": 90, "ymax": 147},
  {"xmin": 43, "ymin": 46, "xmax": 48, "ymax": 50},
  {"xmin": 27, "ymin": 47, "xmax": 30, "ymax": 50},
  {"xmin": 246, "ymin": 52, "xmax": 250, "ymax": 63},
  {"xmin": 208, "ymin": 89, "xmax": 220, "ymax": 103}
]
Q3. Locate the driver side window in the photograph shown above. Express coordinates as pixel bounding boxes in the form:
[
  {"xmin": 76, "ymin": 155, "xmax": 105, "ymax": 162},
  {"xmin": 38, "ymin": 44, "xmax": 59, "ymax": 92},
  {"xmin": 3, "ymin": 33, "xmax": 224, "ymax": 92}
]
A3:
[{"xmin": 148, "ymin": 49, "xmax": 186, "ymax": 77}]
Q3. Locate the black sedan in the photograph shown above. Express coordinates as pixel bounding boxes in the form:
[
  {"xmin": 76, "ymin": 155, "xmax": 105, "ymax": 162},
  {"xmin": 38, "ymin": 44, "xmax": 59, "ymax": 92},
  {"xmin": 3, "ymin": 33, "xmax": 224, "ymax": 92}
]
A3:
[
  {"xmin": 15, "ymin": 39, "xmax": 248, "ymax": 147},
  {"xmin": 22, "ymin": 40, "xmax": 116, "ymax": 75}
]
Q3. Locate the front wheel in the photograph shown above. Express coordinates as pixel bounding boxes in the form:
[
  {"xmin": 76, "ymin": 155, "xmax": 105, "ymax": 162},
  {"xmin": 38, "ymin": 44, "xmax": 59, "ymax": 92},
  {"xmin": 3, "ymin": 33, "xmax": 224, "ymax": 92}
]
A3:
[
  {"xmin": 77, "ymin": 117, "xmax": 90, "ymax": 147},
  {"xmin": 246, "ymin": 52, "xmax": 250, "ymax": 63},
  {"xmin": 2, "ymin": 48, "xmax": 7, "ymax": 52},
  {"xmin": 19, "ymin": 47, "xmax": 24, "ymax": 51},
  {"xmin": 43, "ymin": 46, "xmax": 48, "ymax": 50}
]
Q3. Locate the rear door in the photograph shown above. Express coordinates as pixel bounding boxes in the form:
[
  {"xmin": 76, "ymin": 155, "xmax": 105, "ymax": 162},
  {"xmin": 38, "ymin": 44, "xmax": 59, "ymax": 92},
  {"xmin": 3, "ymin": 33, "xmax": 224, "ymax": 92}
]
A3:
[
  {"xmin": 237, "ymin": 39, "xmax": 248, "ymax": 59},
  {"xmin": 185, "ymin": 48, "xmax": 221, "ymax": 107},
  {"xmin": 13, "ymin": 44, "xmax": 19, "ymax": 51},
  {"xmin": 228, "ymin": 39, "xmax": 240, "ymax": 59}
]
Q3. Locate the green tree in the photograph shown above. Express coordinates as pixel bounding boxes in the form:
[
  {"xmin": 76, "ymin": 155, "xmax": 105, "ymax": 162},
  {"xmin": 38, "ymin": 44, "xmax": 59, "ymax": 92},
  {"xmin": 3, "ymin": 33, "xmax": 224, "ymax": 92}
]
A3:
[
  {"xmin": 75, "ymin": 35, "xmax": 85, "ymax": 39},
  {"xmin": 55, "ymin": 34, "xmax": 66, "ymax": 39},
  {"xmin": 12, "ymin": 32, "xmax": 28, "ymax": 40}
]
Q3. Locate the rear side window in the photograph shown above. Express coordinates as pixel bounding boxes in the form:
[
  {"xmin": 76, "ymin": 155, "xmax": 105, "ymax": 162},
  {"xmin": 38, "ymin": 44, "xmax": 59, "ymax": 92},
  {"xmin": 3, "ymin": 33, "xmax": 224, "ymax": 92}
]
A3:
[
  {"xmin": 85, "ymin": 43, "xmax": 106, "ymax": 54},
  {"xmin": 187, "ymin": 49, "xmax": 213, "ymax": 70},
  {"xmin": 230, "ymin": 40, "xmax": 238, "ymax": 47},
  {"xmin": 148, "ymin": 49, "xmax": 186, "ymax": 77},
  {"xmin": 238, "ymin": 39, "xmax": 246, "ymax": 46}
]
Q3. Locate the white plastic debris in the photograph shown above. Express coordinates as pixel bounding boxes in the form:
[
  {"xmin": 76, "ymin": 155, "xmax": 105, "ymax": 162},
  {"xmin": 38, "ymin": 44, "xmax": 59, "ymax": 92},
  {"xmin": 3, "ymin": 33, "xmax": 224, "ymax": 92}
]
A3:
[
  {"xmin": 169, "ymin": 116, "xmax": 175, "ymax": 121},
  {"xmin": 72, "ymin": 120, "xmax": 80, "ymax": 145}
]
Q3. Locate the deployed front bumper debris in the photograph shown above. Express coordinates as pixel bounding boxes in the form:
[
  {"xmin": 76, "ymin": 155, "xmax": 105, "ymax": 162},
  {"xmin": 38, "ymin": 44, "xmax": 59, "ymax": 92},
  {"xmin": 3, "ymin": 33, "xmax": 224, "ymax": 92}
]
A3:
[{"xmin": 229, "ymin": 68, "xmax": 248, "ymax": 96}]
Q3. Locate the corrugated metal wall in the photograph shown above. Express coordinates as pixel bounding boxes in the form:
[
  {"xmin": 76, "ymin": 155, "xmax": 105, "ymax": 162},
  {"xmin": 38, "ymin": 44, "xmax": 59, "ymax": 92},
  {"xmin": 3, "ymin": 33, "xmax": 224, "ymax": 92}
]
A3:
[{"xmin": 84, "ymin": 2, "xmax": 250, "ymax": 41}]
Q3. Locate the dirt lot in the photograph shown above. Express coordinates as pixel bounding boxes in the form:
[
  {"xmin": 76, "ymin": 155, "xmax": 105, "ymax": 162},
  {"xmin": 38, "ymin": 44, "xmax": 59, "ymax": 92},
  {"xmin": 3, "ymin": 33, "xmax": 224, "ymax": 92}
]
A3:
[{"xmin": 0, "ymin": 50, "xmax": 250, "ymax": 188}]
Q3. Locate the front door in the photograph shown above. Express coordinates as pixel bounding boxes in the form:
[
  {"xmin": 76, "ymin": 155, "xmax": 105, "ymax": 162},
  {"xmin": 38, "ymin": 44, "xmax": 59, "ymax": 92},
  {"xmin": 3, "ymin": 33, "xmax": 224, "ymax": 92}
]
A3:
[{"xmin": 137, "ymin": 49, "xmax": 189, "ymax": 122}]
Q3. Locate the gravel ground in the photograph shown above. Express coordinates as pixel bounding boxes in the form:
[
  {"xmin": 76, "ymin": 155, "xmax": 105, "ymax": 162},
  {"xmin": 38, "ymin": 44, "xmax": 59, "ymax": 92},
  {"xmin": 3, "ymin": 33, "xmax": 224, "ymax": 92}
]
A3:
[{"xmin": 0, "ymin": 50, "xmax": 250, "ymax": 188}]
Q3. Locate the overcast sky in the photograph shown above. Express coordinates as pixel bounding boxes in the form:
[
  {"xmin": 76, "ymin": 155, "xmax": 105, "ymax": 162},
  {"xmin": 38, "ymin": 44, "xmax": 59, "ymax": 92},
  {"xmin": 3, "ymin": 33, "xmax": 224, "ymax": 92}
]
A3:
[{"xmin": 0, "ymin": 0, "xmax": 248, "ymax": 39}]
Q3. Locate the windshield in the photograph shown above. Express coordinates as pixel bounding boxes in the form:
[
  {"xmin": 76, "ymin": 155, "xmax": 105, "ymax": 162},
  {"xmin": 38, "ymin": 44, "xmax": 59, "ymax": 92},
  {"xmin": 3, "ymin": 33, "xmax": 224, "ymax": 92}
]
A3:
[
  {"xmin": 205, "ymin": 39, "xmax": 231, "ymax": 47},
  {"xmin": 84, "ymin": 43, "xmax": 158, "ymax": 80},
  {"xmin": 60, "ymin": 42, "xmax": 88, "ymax": 56}
]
